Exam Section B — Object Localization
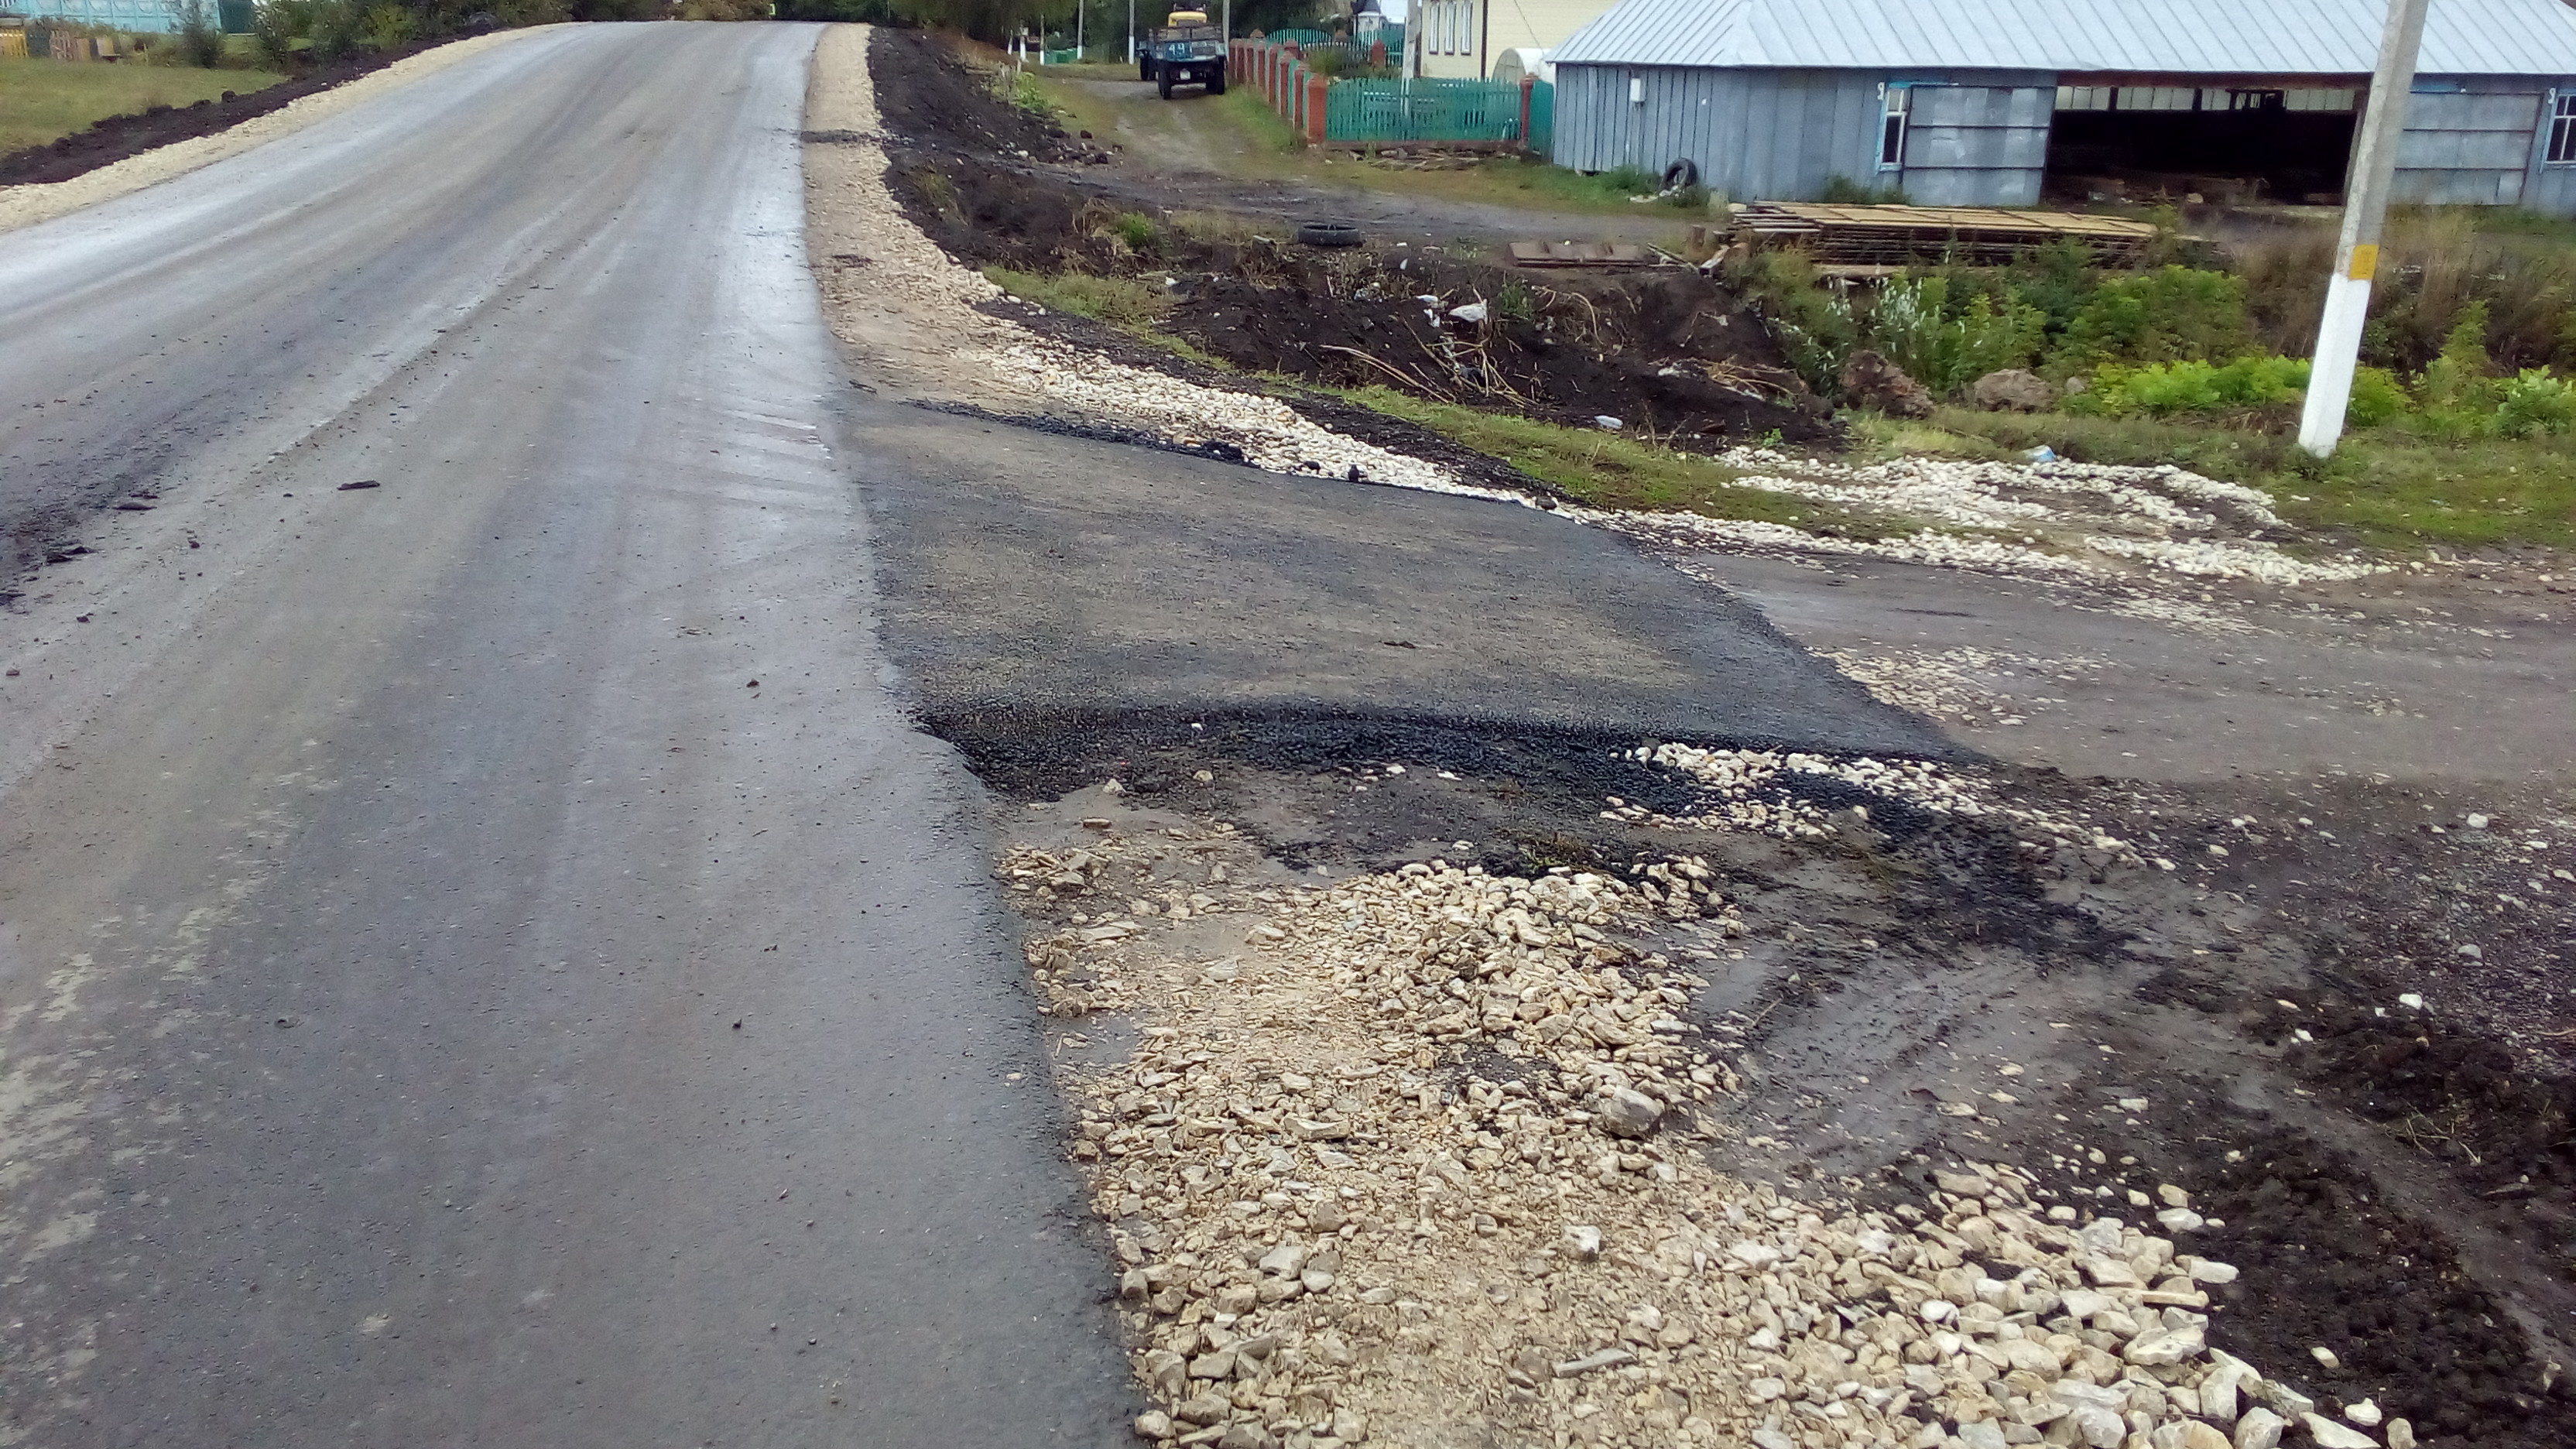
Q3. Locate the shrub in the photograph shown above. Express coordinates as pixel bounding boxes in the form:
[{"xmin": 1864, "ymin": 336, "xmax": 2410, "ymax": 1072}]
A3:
[
  {"xmin": 176, "ymin": 0, "xmax": 228, "ymax": 66},
  {"xmin": 359, "ymin": 2, "xmax": 416, "ymax": 47},
  {"xmin": 1730, "ymin": 250, "xmax": 1858, "ymax": 393},
  {"xmin": 1112, "ymin": 211, "xmax": 1160, "ymax": 251},
  {"xmin": 2496, "ymin": 368, "xmax": 2576, "ymax": 438},
  {"xmin": 2348, "ymin": 366, "xmax": 2410, "ymax": 427},
  {"xmin": 2069, "ymin": 355, "xmax": 2307, "ymax": 418},
  {"xmin": 2418, "ymin": 299, "xmax": 2495, "ymax": 411},
  {"xmin": 1662, "ymin": 183, "xmax": 1709, "ymax": 211},
  {"xmin": 252, "ymin": 0, "xmax": 303, "ymax": 67},
  {"xmin": 1596, "ymin": 165, "xmax": 1654, "ymax": 195},
  {"xmin": 1866, "ymin": 276, "xmax": 2043, "ymax": 396},
  {"xmin": 306, "ymin": 0, "xmax": 364, "ymax": 61},
  {"xmin": 2054, "ymin": 265, "xmax": 2252, "ymax": 370}
]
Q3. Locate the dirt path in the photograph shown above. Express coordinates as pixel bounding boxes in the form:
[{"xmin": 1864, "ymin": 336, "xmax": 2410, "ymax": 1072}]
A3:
[{"xmin": 1052, "ymin": 77, "xmax": 1694, "ymax": 249}]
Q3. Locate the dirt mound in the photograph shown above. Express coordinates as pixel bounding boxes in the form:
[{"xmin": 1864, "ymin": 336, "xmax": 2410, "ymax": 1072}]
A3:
[
  {"xmin": 865, "ymin": 27, "xmax": 1086, "ymax": 163},
  {"xmin": 883, "ymin": 147, "xmax": 1829, "ymax": 448}
]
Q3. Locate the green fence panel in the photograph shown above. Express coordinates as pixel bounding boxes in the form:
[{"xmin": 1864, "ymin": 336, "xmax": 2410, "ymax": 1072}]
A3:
[
  {"xmin": 1267, "ymin": 27, "xmax": 1333, "ymax": 47},
  {"xmin": 1527, "ymin": 78, "xmax": 1553, "ymax": 157},
  {"xmin": 1038, "ymin": 47, "xmax": 1082, "ymax": 64},
  {"xmin": 1324, "ymin": 78, "xmax": 1526, "ymax": 145}
]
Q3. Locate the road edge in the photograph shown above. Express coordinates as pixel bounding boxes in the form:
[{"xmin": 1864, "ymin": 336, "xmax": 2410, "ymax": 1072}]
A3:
[{"xmin": 0, "ymin": 25, "xmax": 570, "ymax": 238}]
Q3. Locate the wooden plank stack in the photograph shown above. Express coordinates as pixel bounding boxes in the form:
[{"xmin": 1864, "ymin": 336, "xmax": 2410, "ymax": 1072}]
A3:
[{"xmin": 1729, "ymin": 203, "xmax": 2159, "ymax": 266}]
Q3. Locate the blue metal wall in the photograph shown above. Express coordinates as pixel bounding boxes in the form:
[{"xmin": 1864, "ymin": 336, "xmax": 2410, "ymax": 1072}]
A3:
[{"xmin": 1556, "ymin": 62, "xmax": 2576, "ymax": 214}]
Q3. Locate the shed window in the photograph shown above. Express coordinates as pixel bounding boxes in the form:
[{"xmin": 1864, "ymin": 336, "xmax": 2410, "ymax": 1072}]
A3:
[
  {"xmin": 2552, "ymin": 94, "xmax": 2576, "ymax": 164},
  {"xmin": 1879, "ymin": 87, "xmax": 1910, "ymax": 170}
]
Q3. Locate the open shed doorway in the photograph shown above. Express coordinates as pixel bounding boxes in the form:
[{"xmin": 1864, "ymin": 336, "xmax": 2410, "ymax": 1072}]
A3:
[{"xmin": 2044, "ymin": 84, "xmax": 2358, "ymax": 204}]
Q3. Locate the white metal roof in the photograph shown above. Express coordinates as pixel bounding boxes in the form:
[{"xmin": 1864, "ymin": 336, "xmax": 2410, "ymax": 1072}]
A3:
[{"xmin": 1550, "ymin": 0, "xmax": 2576, "ymax": 76}]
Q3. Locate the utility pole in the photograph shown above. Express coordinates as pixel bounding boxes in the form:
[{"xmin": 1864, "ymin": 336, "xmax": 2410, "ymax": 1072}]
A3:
[
  {"xmin": 2297, "ymin": 0, "xmax": 2431, "ymax": 457},
  {"xmin": 1128, "ymin": 0, "xmax": 1136, "ymax": 64},
  {"xmin": 1077, "ymin": 0, "xmax": 1084, "ymax": 60}
]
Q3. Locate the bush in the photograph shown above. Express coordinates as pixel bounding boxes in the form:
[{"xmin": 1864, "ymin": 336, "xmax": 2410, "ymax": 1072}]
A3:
[
  {"xmin": 252, "ymin": 0, "xmax": 303, "ymax": 67},
  {"xmin": 2054, "ymin": 265, "xmax": 2252, "ymax": 371},
  {"xmin": 1730, "ymin": 250, "xmax": 1858, "ymax": 393},
  {"xmin": 2496, "ymin": 368, "xmax": 2576, "ymax": 438},
  {"xmin": 2069, "ymin": 355, "xmax": 2307, "ymax": 417},
  {"xmin": 306, "ymin": 0, "xmax": 364, "ymax": 61},
  {"xmin": 2348, "ymin": 366, "xmax": 2410, "ymax": 427},
  {"xmin": 1112, "ymin": 211, "xmax": 1160, "ymax": 251},
  {"xmin": 359, "ymin": 2, "xmax": 416, "ymax": 47},
  {"xmin": 1866, "ymin": 276, "xmax": 2043, "ymax": 396},
  {"xmin": 176, "ymin": 0, "xmax": 228, "ymax": 66},
  {"xmin": 2418, "ymin": 299, "xmax": 2495, "ymax": 411}
]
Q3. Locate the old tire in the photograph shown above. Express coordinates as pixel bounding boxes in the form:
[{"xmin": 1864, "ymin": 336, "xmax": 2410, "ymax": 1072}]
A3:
[
  {"xmin": 1208, "ymin": 64, "xmax": 1226, "ymax": 95},
  {"xmin": 1295, "ymin": 220, "xmax": 1362, "ymax": 248},
  {"xmin": 1660, "ymin": 158, "xmax": 1699, "ymax": 191}
]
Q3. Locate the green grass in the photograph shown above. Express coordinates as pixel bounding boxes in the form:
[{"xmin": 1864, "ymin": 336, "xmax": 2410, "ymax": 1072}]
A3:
[
  {"xmin": 985, "ymin": 265, "xmax": 1175, "ymax": 329},
  {"xmin": 0, "ymin": 55, "xmax": 289, "ymax": 156},
  {"xmin": 1855, "ymin": 406, "xmax": 2576, "ymax": 553},
  {"xmin": 1340, "ymin": 387, "xmax": 1911, "ymax": 537}
]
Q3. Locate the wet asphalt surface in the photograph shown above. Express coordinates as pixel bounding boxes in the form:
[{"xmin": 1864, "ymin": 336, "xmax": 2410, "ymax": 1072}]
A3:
[{"xmin": 0, "ymin": 22, "xmax": 1957, "ymax": 1448}]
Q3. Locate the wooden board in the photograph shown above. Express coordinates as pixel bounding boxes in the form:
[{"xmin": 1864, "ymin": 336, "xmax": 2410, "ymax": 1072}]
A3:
[
  {"xmin": 1509, "ymin": 241, "xmax": 1673, "ymax": 269},
  {"xmin": 1730, "ymin": 203, "xmax": 2158, "ymax": 266}
]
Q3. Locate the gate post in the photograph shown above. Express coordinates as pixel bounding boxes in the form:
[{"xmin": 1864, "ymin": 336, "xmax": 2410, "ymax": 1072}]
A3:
[
  {"xmin": 1307, "ymin": 73, "xmax": 1330, "ymax": 142},
  {"xmin": 1519, "ymin": 74, "xmax": 1533, "ymax": 149}
]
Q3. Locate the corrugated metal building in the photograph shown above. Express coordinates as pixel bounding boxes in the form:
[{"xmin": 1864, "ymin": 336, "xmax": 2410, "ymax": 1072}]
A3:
[{"xmin": 1548, "ymin": 0, "xmax": 2576, "ymax": 214}]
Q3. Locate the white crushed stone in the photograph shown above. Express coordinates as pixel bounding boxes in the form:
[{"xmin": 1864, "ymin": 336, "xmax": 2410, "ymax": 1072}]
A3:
[
  {"xmin": 1615, "ymin": 743, "xmax": 2139, "ymax": 862},
  {"xmin": 1009, "ymin": 819, "xmax": 2327, "ymax": 1449}
]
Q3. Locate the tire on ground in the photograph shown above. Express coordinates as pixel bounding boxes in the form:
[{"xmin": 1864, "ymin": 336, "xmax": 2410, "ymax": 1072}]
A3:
[
  {"xmin": 1660, "ymin": 158, "xmax": 1700, "ymax": 191},
  {"xmin": 1295, "ymin": 220, "xmax": 1362, "ymax": 248},
  {"xmin": 1208, "ymin": 64, "xmax": 1226, "ymax": 95},
  {"xmin": 1158, "ymin": 71, "xmax": 1174, "ymax": 98}
]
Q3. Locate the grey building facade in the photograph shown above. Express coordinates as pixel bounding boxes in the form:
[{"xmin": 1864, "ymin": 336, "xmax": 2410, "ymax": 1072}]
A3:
[{"xmin": 1548, "ymin": 0, "xmax": 2576, "ymax": 214}]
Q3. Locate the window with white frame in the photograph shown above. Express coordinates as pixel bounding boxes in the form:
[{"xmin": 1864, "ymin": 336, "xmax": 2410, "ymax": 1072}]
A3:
[
  {"xmin": 2551, "ymin": 93, "xmax": 2576, "ymax": 164},
  {"xmin": 1879, "ymin": 86, "xmax": 1910, "ymax": 170}
]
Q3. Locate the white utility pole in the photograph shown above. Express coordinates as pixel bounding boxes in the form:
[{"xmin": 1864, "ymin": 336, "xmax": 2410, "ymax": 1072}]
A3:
[
  {"xmin": 2297, "ymin": 0, "xmax": 2432, "ymax": 456},
  {"xmin": 1128, "ymin": 0, "xmax": 1136, "ymax": 63},
  {"xmin": 1077, "ymin": 0, "xmax": 1084, "ymax": 59}
]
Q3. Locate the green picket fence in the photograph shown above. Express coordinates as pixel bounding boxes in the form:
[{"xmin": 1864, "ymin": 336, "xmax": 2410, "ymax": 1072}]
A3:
[
  {"xmin": 1266, "ymin": 26, "xmax": 1334, "ymax": 47},
  {"xmin": 1037, "ymin": 46, "xmax": 1082, "ymax": 64},
  {"xmin": 1527, "ymin": 78, "xmax": 1553, "ymax": 156},
  {"xmin": 1324, "ymin": 77, "xmax": 1526, "ymax": 145}
]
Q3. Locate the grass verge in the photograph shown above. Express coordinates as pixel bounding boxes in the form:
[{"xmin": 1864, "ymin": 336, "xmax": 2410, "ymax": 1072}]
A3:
[
  {"xmin": 0, "ymin": 57, "xmax": 289, "ymax": 156},
  {"xmin": 1341, "ymin": 386, "xmax": 1911, "ymax": 537},
  {"xmin": 1856, "ymin": 407, "xmax": 2576, "ymax": 553}
]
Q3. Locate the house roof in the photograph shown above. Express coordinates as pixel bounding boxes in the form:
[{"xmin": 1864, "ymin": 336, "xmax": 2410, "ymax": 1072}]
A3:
[{"xmin": 1550, "ymin": 0, "xmax": 2576, "ymax": 77}]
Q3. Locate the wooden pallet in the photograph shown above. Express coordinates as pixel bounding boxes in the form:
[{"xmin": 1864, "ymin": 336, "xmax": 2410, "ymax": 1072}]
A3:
[
  {"xmin": 1509, "ymin": 241, "xmax": 1674, "ymax": 269},
  {"xmin": 1730, "ymin": 203, "xmax": 2158, "ymax": 266}
]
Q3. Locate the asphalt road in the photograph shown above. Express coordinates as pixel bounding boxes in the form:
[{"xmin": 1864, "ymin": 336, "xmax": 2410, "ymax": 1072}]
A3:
[
  {"xmin": 0, "ymin": 21, "xmax": 1957, "ymax": 1449},
  {"xmin": 0, "ymin": 24, "xmax": 1132, "ymax": 1447}
]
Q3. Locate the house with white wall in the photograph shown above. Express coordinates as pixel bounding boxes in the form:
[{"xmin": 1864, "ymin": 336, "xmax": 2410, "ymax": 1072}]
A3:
[{"xmin": 1408, "ymin": 0, "xmax": 1619, "ymax": 80}]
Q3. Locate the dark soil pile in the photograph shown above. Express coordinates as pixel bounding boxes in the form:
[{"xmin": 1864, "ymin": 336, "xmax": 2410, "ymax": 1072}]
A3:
[
  {"xmin": 865, "ymin": 27, "xmax": 1088, "ymax": 164},
  {"xmin": 868, "ymin": 29, "xmax": 1828, "ymax": 449},
  {"xmin": 0, "ymin": 43, "xmax": 441, "ymax": 188}
]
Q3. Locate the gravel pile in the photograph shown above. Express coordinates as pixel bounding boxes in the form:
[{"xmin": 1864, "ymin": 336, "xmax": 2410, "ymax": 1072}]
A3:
[
  {"xmin": 1574, "ymin": 454, "xmax": 2385, "ymax": 590},
  {"xmin": 1612, "ymin": 744, "xmax": 2145, "ymax": 866},
  {"xmin": 1821, "ymin": 649, "xmax": 2102, "ymax": 728},
  {"xmin": 1001, "ymin": 818, "xmax": 2391, "ymax": 1449}
]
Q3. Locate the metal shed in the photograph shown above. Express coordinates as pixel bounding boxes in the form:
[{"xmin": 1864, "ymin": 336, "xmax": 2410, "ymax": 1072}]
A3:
[{"xmin": 1548, "ymin": 0, "xmax": 2576, "ymax": 214}]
